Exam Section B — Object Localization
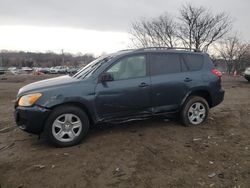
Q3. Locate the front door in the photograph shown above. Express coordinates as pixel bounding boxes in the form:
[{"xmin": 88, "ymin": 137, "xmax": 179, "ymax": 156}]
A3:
[{"xmin": 95, "ymin": 54, "xmax": 151, "ymax": 120}]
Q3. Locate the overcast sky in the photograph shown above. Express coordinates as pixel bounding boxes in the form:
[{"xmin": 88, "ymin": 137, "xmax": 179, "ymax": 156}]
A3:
[{"xmin": 0, "ymin": 0, "xmax": 249, "ymax": 55}]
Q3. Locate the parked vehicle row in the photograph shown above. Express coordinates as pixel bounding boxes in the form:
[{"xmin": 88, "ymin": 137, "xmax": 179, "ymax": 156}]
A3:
[
  {"xmin": 35, "ymin": 66, "xmax": 78, "ymax": 74},
  {"xmin": 0, "ymin": 66, "xmax": 79, "ymax": 75}
]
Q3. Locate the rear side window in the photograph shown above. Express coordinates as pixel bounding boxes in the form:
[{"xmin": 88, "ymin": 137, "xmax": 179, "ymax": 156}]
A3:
[
  {"xmin": 150, "ymin": 53, "xmax": 181, "ymax": 75},
  {"xmin": 183, "ymin": 54, "xmax": 204, "ymax": 71}
]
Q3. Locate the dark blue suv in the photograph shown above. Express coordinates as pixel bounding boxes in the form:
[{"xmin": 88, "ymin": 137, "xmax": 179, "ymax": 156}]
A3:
[{"xmin": 15, "ymin": 48, "xmax": 224, "ymax": 147}]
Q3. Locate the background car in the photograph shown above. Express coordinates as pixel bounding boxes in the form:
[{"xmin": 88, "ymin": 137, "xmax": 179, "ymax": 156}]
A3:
[
  {"xmin": 67, "ymin": 67, "xmax": 79, "ymax": 75},
  {"xmin": 0, "ymin": 67, "xmax": 5, "ymax": 75},
  {"xmin": 244, "ymin": 67, "xmax": 250, "ymax": 82},
  {"xmin": 21, "ymin": 67, "xmax": 33, "ymax": 74},
  {"xmin": 35, "ymin": 67, "xmax": 50, "ymax": 74},
  {"xmin": 50, "ymin": 66, "xmax": 68, "ymax": 74}
]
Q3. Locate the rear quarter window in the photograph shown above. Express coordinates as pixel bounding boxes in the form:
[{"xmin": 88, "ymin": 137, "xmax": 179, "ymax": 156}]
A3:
[{"xmin": 183, "ymin": 54, "xmax": 204, "ymax": 71}]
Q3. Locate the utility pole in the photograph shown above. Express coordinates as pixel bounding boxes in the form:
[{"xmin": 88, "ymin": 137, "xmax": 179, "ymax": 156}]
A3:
[
  {"xmin": 0, "ymin": 56, "xmax": 2, "ymax": 67},
  {"xmin": 61, "ymin": 49, "xmax": 64, "ymax": 65}
]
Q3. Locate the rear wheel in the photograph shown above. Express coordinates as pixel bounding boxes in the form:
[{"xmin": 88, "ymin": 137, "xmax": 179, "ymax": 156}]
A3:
[
  {"xmin": 181, "ymin": 96, "xmax": 209, "ymax": 126},
  {"xmin": 45, "ymin": 105, "xmax": 89, "ymax": 147}
]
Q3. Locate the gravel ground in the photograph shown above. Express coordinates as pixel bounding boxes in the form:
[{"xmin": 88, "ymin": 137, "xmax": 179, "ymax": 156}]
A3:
[{"xmin": 0, "ymin": 74, "xmax": 249, "ymax": 188}]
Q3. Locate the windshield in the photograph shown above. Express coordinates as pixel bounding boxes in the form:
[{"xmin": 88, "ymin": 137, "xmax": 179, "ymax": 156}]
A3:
[{"xmin": 73, "ymin": 55, "xmax": 112, "ymax": 79}]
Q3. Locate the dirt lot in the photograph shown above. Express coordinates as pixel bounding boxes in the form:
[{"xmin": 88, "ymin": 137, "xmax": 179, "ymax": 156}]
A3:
[{"xmin": 0, "ymin": 74, "xmax": 249, "ymax": 188}]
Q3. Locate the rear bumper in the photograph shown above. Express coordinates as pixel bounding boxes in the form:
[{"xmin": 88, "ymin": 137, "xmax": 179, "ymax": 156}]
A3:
[
  {"xmin": 211, "ymin": 88, "xmax": 225, "ymax": 107},
  {"xmin": 14, "ymin": 105, "xmax": 50, "ymax": 134}
]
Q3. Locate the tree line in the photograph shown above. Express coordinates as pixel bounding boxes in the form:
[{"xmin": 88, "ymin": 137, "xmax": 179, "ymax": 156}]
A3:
[
  {"xmin": 0, "ymin": 50, "xmax": 95, "ymax": 68},
  {"xmin": 129, "ymin": 3, "xmax": 250, "ymax": 74}
]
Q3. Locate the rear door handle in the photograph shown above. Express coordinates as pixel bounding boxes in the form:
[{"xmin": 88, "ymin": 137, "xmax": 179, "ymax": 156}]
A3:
[
  {"xmin": 184, "ymin": 78, "xmax": 192, "ymax": 82},
  {"xmin": 138, "ymin": 82, "xmax": 149, "ymax": 88}
]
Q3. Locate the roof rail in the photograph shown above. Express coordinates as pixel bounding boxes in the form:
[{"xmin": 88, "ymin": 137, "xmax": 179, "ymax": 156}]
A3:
[
  {"xmin": 118, "ymin": 49, "xmax": 134, "ymax": 52},
  {"xmin": 135, "ymin": 47, "xmax": 201, "ymax": 52}
]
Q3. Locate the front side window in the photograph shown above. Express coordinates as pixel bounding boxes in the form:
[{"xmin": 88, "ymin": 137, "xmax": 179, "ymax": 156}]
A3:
[
  {"xmin": 106, "ymin": 55, "xmax": 146, "ymax": 80},
  {"xmin": 150, "ymin": 53, "xmax": 181, "ymax": 75}
]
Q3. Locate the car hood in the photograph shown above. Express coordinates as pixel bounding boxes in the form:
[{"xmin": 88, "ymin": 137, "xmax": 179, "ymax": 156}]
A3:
[{"xmin": 18, "ymin": 75, "xmax": 78, "ymax": 96}]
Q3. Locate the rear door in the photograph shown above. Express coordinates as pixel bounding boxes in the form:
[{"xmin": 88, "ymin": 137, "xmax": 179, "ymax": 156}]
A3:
[{"xmin": 149, "ymin": 52, "xmax": 189, "ymax": 113}]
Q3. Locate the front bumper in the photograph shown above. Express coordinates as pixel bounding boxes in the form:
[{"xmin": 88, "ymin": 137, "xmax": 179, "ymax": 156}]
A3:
[{"xmin": 14, "ymin": 105, "xmax": 50, "ymax": 134}]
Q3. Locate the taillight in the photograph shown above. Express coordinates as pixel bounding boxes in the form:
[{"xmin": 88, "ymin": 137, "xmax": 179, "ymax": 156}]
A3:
[{"xmin": 212, "ymin": 69, "xmax": 222, "ymax": 77}]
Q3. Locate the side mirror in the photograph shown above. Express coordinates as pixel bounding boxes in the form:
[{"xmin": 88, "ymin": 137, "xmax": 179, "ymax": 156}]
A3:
[{"xmin": 100, "ymin": 73, "xmax": 114, "ymax": 82}]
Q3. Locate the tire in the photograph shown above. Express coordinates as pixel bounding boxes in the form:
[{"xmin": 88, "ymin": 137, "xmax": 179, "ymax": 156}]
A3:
[
  {"xmin": 181, "ymin": 96, "xmax": 209, "ymax": 126},
  {"xmin": 45, "ymin": 105, "xmax": 89, "ymax": 147}
]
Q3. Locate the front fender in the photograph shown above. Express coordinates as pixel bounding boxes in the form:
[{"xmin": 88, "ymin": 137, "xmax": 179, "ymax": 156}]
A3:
[{"xmin": 41, "ymin": 95, "xmax": 98, "ymax": 124}]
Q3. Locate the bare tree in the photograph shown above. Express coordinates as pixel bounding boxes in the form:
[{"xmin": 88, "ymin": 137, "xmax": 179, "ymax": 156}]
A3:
[
  {"xmin": 129, "ymin": 4, "xmax": 231, "ymax": 51},
  {"xmin": 219, "ymin": 34, "xmax": 250, "ymax": 74},
  {"xmin": 178, "ymin": 4, "xmax": 232, "ymax": 52},
  {"xmin": 130, "ymin": 14, "xmax": 178, "ymax": 48}
]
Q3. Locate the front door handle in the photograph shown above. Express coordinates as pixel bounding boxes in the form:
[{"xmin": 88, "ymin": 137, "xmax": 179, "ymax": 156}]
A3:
[
  {"xmin": 184, "ymin": 78, "xmax": 192, "ymax": 82},
  {"xmin": 138, "ymin": 82, "xmax": 149, "ymax": 88}
]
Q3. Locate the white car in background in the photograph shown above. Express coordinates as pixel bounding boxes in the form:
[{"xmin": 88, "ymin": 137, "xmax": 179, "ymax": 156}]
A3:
[
  {"xmin": 244, "ymin": 67, "xmax": 250, "ymax": 82},
  {"xmin": 49, "ymin": 67, "xmax": 58, "ymax": 74},
  {"xmin": 21, "ymin": 67, "xmax": 33, "ymax": 73},
  {"xmin": 8, "ymin": 67, "xmax": 22, "ymax": 75},
  {"xmin": 50, "ymin": 66, "xmax": 68, "ymax": 74}
]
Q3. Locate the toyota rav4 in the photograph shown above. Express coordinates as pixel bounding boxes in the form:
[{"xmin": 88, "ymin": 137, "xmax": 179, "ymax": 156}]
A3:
[{"xmin": 15, "ymin": 48, "xmax": 224, "ymax": 147}]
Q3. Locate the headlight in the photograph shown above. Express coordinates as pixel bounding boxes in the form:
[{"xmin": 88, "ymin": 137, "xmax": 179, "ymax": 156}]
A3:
[{"xmin": 18, "ymin": 93, "xmax": 42, "ymax": 107}]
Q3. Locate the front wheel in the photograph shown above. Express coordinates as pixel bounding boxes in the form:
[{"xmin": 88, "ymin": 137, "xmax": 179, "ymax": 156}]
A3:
[
  {"xmin": 181, "ymin": 96, "xmax": 209, "ymax": 126},
  {"xmin": 45, "ymin": 105, "xmax": 89, "ymax": 147}
]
